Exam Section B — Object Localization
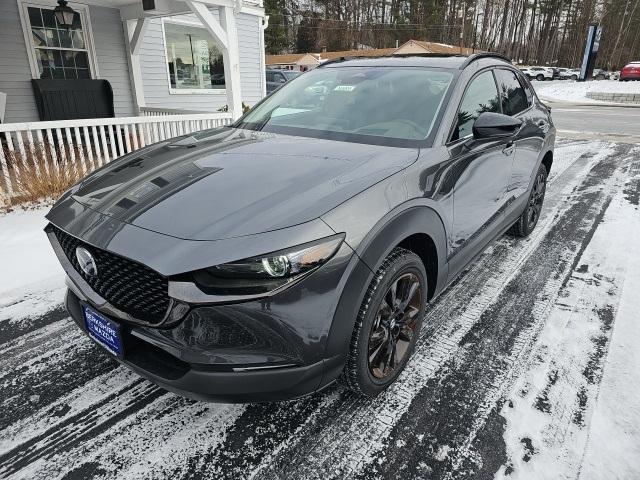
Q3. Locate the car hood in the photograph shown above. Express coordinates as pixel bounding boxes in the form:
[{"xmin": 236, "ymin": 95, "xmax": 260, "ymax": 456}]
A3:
[{"xmin": 67, "ymin": 128, "xmax": 418, "ymax": 241}]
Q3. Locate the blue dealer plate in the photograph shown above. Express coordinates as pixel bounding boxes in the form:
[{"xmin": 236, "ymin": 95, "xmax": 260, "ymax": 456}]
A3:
[{"xmin": 83, "ymin": 305, "xmax": 124, "ymax": 357}]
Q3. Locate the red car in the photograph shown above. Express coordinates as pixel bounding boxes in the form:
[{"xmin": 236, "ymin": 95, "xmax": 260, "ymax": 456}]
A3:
[{"xmin": 620, "ymin": 61, "xmax": 640, "ymax": 80}]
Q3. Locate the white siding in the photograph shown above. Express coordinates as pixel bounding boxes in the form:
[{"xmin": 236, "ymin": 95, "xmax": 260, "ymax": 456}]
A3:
[
  {"xmin": 140, "ymin": 12, "xmax": 264, "ymax": 112},
  {"xmin": 89, "ymin": 5, "xmax": 135, "ymax": 117},
  {"xmin": 0, "ymin": 3, "xmax": 134, "ymax": 123},
  {"xmin": 0, "ymin": 1, "xmax": 39, "ymax": 123},
  {"xmin": 0, "ymin": 4, "xmax": 263, "ymax": 123}
]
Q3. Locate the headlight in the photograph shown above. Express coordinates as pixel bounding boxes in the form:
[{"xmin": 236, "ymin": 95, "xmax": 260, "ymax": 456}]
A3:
[{"xmin": 191, "ymin": 234, "xmax": 344, "ymax": 296}]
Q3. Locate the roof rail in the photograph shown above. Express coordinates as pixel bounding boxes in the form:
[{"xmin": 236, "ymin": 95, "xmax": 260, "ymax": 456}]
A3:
[
  {"xmin": 316, "ymin": 51, "xmax": 512, "ymax": 69},
  {"xmin": 459, "ymin": 52, "xmax": 512, "ymax": 69}
]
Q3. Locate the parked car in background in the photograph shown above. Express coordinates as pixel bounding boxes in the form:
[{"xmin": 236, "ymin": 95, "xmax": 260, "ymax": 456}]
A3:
[
  {"xmin": 559, "ymin": 68, "xmax": 580, "ymax": 80},
  {"xmin": 45, "ymin": 53, "xmax": 555, "ymax": 402},
  {"xmin": 519, "ymin": 66, "xmax": 554, "ymax": 81},
  {"xmin": 266, "ymin": 69, "xmax": 301, "ymax": 93},
  {"xmin": 620, "ymin": 62, "xmax": 640, "ymax": 81},
  {"xmin": 592, "ymin": 69, "xmax": 609, "ymax": 80}
]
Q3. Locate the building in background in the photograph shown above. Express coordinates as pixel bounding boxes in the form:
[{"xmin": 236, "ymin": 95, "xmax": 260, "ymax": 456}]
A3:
[{"xmin": 265, "ymin": 40, "xmax": 475, "ymax": 72}]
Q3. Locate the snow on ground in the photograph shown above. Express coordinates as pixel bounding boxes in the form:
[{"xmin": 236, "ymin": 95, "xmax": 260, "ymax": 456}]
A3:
[
  {"xmin": 0, "ymin": 140, "xmax": 639, "ymax": 480},
  {"xmin": 533, "ymin": 79, "xmax": 640, "ymax": 104},
  {"xmin": 0, "ymin": 206, "xmax": 65, "ymax": 322},
  {"xmin": 495, "ymin": 154, "xmax": 640, "ymax": 479}
]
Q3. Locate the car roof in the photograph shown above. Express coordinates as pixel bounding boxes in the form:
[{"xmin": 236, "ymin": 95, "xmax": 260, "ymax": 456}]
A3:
[{"xmin": 319, "ymin": 53, "xmax": 512, "ymax": 70}]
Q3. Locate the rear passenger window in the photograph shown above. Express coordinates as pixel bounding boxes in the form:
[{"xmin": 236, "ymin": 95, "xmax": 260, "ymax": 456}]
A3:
[
  {"xmin": 517, "ymin": 72, "xmax": 534, "ymax": 104},
  {"xmin": 451, "ymin": 70, "xmax": 501, "ymax": 141},
  {"xmin": 495, "ymin": 69, "xmax": 529, "ymax": 116}
]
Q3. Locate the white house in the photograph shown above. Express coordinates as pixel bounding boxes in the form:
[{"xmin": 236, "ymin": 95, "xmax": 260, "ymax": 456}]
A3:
[{"xmin": 0, "ymin": 0, "xmax": 267, "ymax": 202}]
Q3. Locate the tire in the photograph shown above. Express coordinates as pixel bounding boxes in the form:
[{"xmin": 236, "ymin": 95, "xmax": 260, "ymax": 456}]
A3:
[
  {"xmin": 536, "ymin": 74, "xmax": 545, "ymax": 81},
  {"xmin": 342, "ymin": 247, "xmax": 428, "ymax": 397},
  {"xmin": 508, "ymin": 163, "xmax": 548, "ymax": 237},
  {"xmin": 572, "ymin": 75, "xmax": 578, "ymax": 80}
]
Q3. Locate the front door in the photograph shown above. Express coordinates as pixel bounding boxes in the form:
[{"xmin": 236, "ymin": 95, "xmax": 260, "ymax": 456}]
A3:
[
  {"xmin": 494, "ymin": 68, "xmax": 544, "ymax": 199},
  {"xmin": 447, "ymin": 69, "xmax": 514, "ymax": 258}
]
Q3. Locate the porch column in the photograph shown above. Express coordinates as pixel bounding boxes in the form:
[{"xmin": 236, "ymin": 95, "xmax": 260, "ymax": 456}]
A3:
[
  {"xmin": 187, "ymin": 1, "xmax": 243, "ymax": 120},
  {"xmin": 123, "ymin": 18, "xmax": 149, "ymax": 113}
]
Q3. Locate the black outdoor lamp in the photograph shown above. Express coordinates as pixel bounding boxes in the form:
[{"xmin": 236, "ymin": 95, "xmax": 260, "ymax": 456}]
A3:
[{"xmin": 54, "ymin": 0, "xmax": 76, "ymax": 28}]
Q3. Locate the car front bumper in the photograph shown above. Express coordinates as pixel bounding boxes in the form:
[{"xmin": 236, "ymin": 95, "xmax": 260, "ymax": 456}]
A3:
[
  {"xmin": 65, "ymin": 288, "xmax": 344, "ymax": 402},
  {"xmin": 46, "ymin": 213, "xmax": 364, "ymax": 402}
]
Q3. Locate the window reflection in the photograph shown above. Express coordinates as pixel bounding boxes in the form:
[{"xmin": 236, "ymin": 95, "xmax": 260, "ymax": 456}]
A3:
[{"xmin": 164, "ymin": 21, "xmax": 225, "ymax": 91}]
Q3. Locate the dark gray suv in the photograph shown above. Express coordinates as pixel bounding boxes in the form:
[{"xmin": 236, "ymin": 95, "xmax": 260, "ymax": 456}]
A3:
[{"xmin": 46, "ymin": 53, "xmax": 555, "ymax": 402}]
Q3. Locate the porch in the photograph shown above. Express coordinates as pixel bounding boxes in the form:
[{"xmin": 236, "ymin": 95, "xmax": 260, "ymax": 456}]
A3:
[{"xmin": 0, "ymin": 0, "xmax": 266, "ymax": 204}]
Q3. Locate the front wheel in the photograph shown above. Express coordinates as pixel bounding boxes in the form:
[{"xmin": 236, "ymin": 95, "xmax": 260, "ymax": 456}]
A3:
[
  {"xmin": 342, "ymin": 248, "xmax": 427, "ymax": 397},
  {"xmin": 536, "ymin": 74, "xmax": 545, "ymax": 81},
  {"xmin": 508, "ymin": 163, "xmax": 548, "ymax": 237}
]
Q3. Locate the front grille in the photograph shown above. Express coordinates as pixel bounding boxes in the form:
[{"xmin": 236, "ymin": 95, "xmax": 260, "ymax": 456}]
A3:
[{"xmin": 51, "ymin": 226, "xmax": 170, "ymax": 324}]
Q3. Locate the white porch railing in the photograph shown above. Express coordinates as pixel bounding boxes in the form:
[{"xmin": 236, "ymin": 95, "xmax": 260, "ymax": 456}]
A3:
[
  {"xmin": 139, "ymin": 107, "xmax": 211, "ymax": 116},
  {"xmin": 0, "ymin": 112, "xmax": 233, "ymax": 201}
]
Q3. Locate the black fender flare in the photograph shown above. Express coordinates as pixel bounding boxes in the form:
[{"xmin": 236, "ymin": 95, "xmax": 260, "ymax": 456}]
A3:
[{"xmin": 322, "ymin": 204, "xmax": 449, "ymax": 367}]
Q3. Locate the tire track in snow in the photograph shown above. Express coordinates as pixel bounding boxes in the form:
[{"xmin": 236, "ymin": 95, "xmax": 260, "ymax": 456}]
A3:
[
  {"xmin": 0, "ymin": 140, "xmax": 624, "ymax": 480},
  {"xmin": 0, "ymin": 379, "xmax": 163, "ymax": 478},
  {"xmin": 355, "ymin": 143, "xmax": 635, "ymax": 480},
  {"xmin": 220, "ymin": 144, "xmax": 620, "ymax": 480},
  {"xmin": 491, "ymin": 154, "xmax": 640, "ymax": 479},
  {"xmin": 0, "ymin": 320, "xmax": 118, "ymax": 432}
]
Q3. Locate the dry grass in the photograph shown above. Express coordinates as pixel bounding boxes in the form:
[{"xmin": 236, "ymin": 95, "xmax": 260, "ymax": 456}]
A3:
[
  {"xmin": 2, "ymin": 141, "xmax": 89, "ymax": 206},
  {"xmin": 14, "ymin": 160, "xmax": 83, "ymax": 204}
]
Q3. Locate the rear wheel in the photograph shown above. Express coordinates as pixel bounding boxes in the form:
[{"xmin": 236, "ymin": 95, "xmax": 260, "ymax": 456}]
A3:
[
  {"xmin": 508, "ymin": 163, "xmax": 548, "ymax": 237},
  {"xmin": 536, "ymin": 74, "xmax": 545, "ymax": 81},
  {"xmin": 571, "ymin": 74, "xmax": 578, "ymax": 80},
  {"xmin": 342, "ymin": 248, "xmax": 427, "ymax": 397}
]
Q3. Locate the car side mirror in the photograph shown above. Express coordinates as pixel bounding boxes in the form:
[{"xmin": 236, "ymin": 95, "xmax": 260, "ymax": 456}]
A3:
[{"xmin": 472, "ymin": 112, "xmax": 522, "ymax": 139}]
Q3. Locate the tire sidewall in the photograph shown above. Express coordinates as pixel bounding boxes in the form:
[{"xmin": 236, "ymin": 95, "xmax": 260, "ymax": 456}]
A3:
[{"xmin": 351, "ymin": 250, "xmax": 428, "ymax": 396}]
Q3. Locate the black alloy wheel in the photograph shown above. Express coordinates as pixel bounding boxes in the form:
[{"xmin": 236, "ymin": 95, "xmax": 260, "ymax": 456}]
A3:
[
  {"xmin": 508, "ymin": 163, "xmax": 548, "ymax": 237},
  {"xmin": 368, "ymin": 272, "xmax": 422, "ymax": 379},
  {"xmin": 343, "ymin": 248, "xmax": 428, "ymax": 397},
  {"xmin": 526, "ymin": 168, "xmax": 547, "ymax": 230}
]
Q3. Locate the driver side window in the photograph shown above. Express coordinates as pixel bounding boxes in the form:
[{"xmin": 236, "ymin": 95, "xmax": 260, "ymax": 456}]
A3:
[{"xmin": 451, "ymin": 70, "xmax": 501, "ymax": 141}]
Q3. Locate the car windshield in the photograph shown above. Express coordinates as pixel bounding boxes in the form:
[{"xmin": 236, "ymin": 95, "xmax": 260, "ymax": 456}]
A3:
[
  {"xmin": 281, "ymin": 71, "xmax": 300, "ymax": 80},
  {"xmin": 235, "ymin": 66, "xmax": 454, "ymax": 146}
]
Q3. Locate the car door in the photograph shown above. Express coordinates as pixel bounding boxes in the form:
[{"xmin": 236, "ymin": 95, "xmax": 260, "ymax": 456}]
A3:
[
  {"xmin": 447, "ymin": 69, "xmax": 514, "ymax": 259},
  {"xmin": 494, "ymin": 68, "xmax": 546, "ymax": 199}
]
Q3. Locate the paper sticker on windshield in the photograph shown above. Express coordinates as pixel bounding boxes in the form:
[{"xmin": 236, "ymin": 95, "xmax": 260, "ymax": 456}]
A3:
[{"xmin": 334, "ymin": 85, "xmax": 356, "ymax": 92}]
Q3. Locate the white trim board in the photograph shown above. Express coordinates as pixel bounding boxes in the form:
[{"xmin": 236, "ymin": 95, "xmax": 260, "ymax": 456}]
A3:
[
  {"xmin": 160, "ymin": 16, "xmax": 228, "ymax": 96},
  {"xmin": 16, "ymin": 0, "xmax": 101, "ymax": 79}
]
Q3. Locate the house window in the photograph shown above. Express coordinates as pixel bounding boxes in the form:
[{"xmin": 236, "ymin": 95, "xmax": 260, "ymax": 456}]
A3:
[
  {"xmin": 25, "ymin": 5, "xmax": 92, "ymax": 79},
  {"xmin": 163, "ymin": 21, "xmax": 225, "ymax": 92}
]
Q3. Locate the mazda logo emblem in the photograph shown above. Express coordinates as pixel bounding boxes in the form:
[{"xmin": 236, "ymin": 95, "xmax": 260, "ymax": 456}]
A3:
[{"xmin": 75, "ymin": 247, "xmax": 98, "ymax": 277}]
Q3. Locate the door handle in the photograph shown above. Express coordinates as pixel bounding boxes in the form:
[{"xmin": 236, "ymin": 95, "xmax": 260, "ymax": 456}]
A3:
[{"xmin": 502, "ymin": 141, "xmax": 515, "ymax": 156}]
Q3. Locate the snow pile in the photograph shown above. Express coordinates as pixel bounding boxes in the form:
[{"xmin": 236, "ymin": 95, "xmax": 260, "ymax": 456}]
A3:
[
  {"xmin": 0, "ymin": 206, "xmax": 64, "ymax": 305},
  {"xmin": 534, "ymin": 80, "xmax": 640, "ymax": 104}
]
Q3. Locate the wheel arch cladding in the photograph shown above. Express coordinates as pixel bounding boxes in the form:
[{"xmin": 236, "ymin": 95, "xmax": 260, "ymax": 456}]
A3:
[
  {"xmin": 541, "ymin": 150, "xmax": 553, "ymax": 174},
  {"xmin": 322, "ymin": 206, "xmax": 448, "ymax": 364}
]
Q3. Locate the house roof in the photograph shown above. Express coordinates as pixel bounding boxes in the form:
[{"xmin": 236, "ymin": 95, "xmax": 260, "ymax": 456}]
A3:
[
  {"xmin": 265, "ymin": 40, "xmax": 478, "ymax": 66},
  {"xmin": 317, "ymin": 47, "xmax": 398, "ymax": 61},
  {"xmin": 265, "ymin": 53, "xmax": 320, "ymax": 65},
  {"xmin": 394, "ymin": 40, "xmax": 476, "ymax": 55}
]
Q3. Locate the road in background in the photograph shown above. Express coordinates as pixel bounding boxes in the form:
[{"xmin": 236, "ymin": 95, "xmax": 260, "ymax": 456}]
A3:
[
  {"xmin": 546, "ymin": 101, "xmax": 640, "ymax": 143},
  {"xmin": 529, "ymin": 78, "xmax": 640, "ymax": 143}
]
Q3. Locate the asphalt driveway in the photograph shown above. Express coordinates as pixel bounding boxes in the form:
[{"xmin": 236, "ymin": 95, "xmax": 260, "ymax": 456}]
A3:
[{"xmin": 1, "ymin": 139, "xmax": 639, "ymax": 479}]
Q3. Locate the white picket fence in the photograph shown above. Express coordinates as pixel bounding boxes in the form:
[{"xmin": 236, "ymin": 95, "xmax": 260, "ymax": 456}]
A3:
[{"xmin": 0, "ymin": 112, "xmax": 233, "ymax": 201}]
